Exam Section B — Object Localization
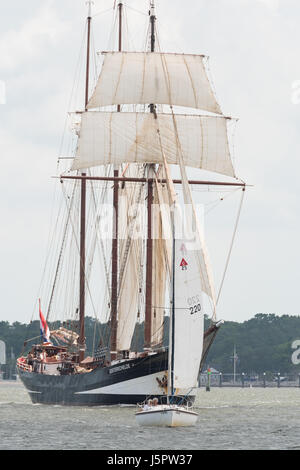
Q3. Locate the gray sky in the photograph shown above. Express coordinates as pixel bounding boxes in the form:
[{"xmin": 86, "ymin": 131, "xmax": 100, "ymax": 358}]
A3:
[{"xmin": 0, "ymin": 0, "xmax": 299, "ymax": 324}]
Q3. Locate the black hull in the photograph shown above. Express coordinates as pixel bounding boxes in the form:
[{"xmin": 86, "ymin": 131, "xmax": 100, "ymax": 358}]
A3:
[
  {"xmin": 18, "ymin": 322, "xmax": 221, "ymax": 406},
  {"xmin": 18, "ymin": 350, "xmax": 193, "ymax": 406}
]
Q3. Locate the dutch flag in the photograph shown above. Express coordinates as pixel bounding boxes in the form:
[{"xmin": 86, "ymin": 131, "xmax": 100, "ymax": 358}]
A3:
[{"xmin": 39, "ymin": 299, "xmax": 51, "ymax": 344}]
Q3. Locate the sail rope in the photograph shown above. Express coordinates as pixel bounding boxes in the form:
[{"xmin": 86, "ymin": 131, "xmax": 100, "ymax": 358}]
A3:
[
  {"xmin": 57, "ymin": 21, "xmax": 87, "ymax": 164},
  {"xmin": 27, "ymin": 18, "xmax": 88, "ymax": 325},
  {"xmin": 113, "ymin": 165, "xmax": 149, "ymax": 350},
  {"xmin": 27, "ymin": 174, "xmax": 73, "ymax": 325},
  {"xmin": 60, "ymin": 181, "xmax": 107, "ymax": 348},
  {"xmin": 117, "ymin": 165, "xmax": 147, "ymax": 297},
  {"xmin": 86, "ymin": 167, "xmax": 111, "ymax": 298},
  {"xmin": 41, "ymin": 18, "xmax": 94, "ymax": 323},
  {"xmin": 125, "ymin": 5, "xmax": 149, "ymax": 17},
  {"xmin": 216, "ymin": 187, "xmax": 245, "ymax": 305},
  {"xmin": 92, "ymin": 6, "xmax": 114, "ymax": 18},
  {"xmin": 204, "ymin": 187, "xmax": 241, "ymax": 215},
  {"xmin": 154, "ymin": 112, "xmax": 217, "ymax": 320},
  {"xmin": 41, "ymin": 16, "xmax": 110, "ymax": 344},
  {"xmin": 46, "ymin": 180, "xmax": 78, "ymax": 321}
]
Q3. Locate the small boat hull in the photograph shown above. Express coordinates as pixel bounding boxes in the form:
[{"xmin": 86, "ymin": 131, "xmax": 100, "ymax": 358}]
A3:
[{"xmin": 135, "ymin": 405, "xmax": 198, "ymax": 427}]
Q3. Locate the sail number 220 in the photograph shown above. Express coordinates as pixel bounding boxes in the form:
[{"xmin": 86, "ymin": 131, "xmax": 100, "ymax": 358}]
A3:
[{"xmin": 187, "ymin": 295, "xmax": 201, "ymax": 315}]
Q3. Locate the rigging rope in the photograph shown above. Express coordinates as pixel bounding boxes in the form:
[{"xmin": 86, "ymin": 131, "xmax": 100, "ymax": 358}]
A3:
[
  {"xmin": 60, "ymin": 181, "xmax": 106, "ymax": 347},
  {"xmin": 117, "ymin": 165, "xmax": 147, "ymax": 295},
  {"xmin": 46, "ymin": 181, "xmax": 78, "ymax": 321},
  {"xmin": 216, "ymin": 188, "xmax": 246, "ymax": 305}
]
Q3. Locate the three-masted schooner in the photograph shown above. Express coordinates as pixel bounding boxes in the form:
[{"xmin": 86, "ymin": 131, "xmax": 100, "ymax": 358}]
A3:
[{"xmin": 17, "ymin": 1, "xmax": 245, "ymax": 406}]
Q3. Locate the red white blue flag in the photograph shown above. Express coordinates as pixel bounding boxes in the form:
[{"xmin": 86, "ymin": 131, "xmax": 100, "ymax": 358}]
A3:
[{"xmin": 39, "ymin": 299, "xmax": 51, "ymax": 343}]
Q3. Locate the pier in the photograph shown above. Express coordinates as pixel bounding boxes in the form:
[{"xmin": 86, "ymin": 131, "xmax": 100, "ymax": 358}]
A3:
[{"xmin": 199, "ymin": 371, "xmax": 300, "ymax": 388}]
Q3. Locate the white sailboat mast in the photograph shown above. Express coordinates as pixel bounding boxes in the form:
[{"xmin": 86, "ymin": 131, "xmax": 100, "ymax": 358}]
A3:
[{"xmin": 168, "ymin": 208, "xmax": 176, "ymax": 399}]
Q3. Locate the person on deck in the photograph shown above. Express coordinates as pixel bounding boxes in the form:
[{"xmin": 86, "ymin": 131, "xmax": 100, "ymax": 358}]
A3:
[
  {"xmin": 27, "ymin": 353, "xmax": 33, "ymax": 367},
  {"xmin": 143, "ymin": 399, "xmax": 153, "ymax": 410}
]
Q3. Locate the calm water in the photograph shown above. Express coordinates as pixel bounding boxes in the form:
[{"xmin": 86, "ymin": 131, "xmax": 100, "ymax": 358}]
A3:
[{"xmin": 0, "ymin": 380, "xmax": 299, "ymax": 450}]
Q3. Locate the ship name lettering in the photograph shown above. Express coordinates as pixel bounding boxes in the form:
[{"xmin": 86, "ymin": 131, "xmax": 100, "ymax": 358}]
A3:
[{"xmin": 109, "ymin": 363, "xmax": 131, "ymax": 374}]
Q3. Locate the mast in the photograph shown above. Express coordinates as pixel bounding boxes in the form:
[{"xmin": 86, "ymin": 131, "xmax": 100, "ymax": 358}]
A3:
[
  {"xmin": 149, "ymin": 1, "xmax": 156, "ymax": 114},
  {"xmin": 117, "ymin": 2, "xmax": 122, "ymax": 114},
  {"xmin": 79, "ymin": 1, "xmax": 92, "ymax": 362},
  {"xmin": 144, "ymin": 0, "xmax": 156, "ymax": 349},
  {"xmin": 110, "ymin": 2, "xmax": 123, "ymax": 359},
  {"xmin": 169, "ymin": 209, "xmax": 176, "ymax": 399},
  {"xmin": 85, "ymin": 1, "xmax": 92, "ymax": 111}
]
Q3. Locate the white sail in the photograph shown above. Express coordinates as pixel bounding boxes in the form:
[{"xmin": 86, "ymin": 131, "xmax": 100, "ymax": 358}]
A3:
[
  {"xmin": 116, "ymin": 166, "xmax": 144, "ymax": 351},
  {"xmin": 116, "ymin": 238, "xmax": 141, "ymax": 351},
  {"xmin": 87, "ymin": 52, "xmax": 221, "ymax": 114},
  {"xmin": 176, "ymin": 174, "xmax": 217, "ymax": 310},
  {"xmin": 151, "ymin": 239, "xmax": 167, "ymax": 347},
  {"xmin": 72, "ymin": 112, "xmax": 234, "ymax": 177},
  {"xmin": 158, "ymin": 154, "xmax": 204, "ymax": 390},
  {"xmin": 157, "ymin": 124, "xmax": 212, "ymax": 390},
  {"xmin": 154, "ymin": 177, "xmax": 172, "ymax": 275},
  {"xmin": 171, "ymin": 237, "xmax": 204, "ymax": 390},
  {"xmin": 151, "ymin": 180, "xmax": 170, "ymax": 347}
]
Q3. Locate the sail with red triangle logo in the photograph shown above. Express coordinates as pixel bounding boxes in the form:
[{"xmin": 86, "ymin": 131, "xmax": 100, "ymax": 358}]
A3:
[{"xmin": 180, "ymin": 258, "xmax": 188, "ymax": 270}]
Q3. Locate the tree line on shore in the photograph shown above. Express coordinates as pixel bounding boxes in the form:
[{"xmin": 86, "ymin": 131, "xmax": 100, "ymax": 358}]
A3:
[{"xmin": 0, "ymin": 313, "xmax": 299, "ymax": 376}]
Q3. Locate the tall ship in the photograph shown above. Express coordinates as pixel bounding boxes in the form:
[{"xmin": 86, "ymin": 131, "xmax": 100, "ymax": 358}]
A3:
[{"xmin": 17, "ymin": 1, "xmax": 245, "ymax": 406}]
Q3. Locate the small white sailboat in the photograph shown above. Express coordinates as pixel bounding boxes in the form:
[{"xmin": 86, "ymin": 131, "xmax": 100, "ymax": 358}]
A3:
[
  {"xmin": 135, "ymin": 212, "xmax": 202, "ymax": 427},
  {"xmin": 135, "ymin": 403, "xmax": 198, "ymax": 428},
  {"xmin": 135, "ymin": 165, "xmax": 207, "ymax": 426}
]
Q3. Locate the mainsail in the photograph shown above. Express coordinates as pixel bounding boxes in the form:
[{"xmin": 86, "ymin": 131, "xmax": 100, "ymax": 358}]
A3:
[
  {"xmin": 161, "ymin": 155, "xmax": 206, "ymax": 391},
  {"xmin": 171, "ymin": 236, "xmax": 204, "ymax": 390}
]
